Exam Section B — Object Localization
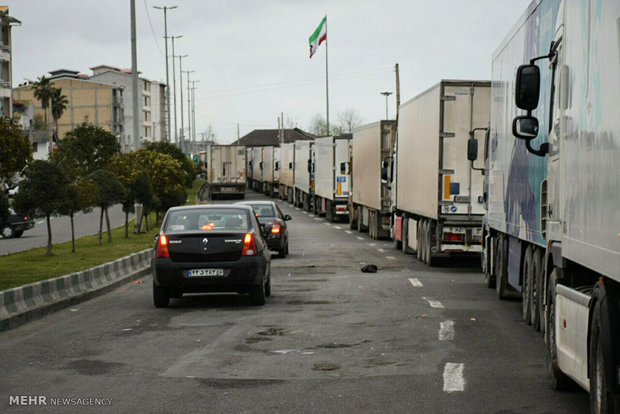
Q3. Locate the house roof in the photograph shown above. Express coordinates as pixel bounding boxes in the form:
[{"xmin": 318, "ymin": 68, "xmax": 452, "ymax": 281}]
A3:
[{"xmin": 232, "ymin": 128, "xmax": 315, "ymax": 147}]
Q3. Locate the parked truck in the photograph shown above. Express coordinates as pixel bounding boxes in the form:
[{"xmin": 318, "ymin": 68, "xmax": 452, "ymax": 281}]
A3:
[
  {"xmin": 245, "ymin": 147, "xmax": 253, "ymax": 189},
  {"xmin": 293, "ymin": 140, "xmax": 313, "ymax": 211},
  {"xmin": 484, "ymin": 1, "xmax": 620, "ymax": 411},
  {"xmin": 392, "ymin": 80, "xmax": 490, "ymax": 265},
  {"xmin": 349, "ymin": 121, "xmax": 396, "ymax": 239},
  {"xmin": 279, "ymin": 142, "xmax": 295, "ymax": 203},
  {"xmin": 312, "ymin": 135, "xmax": 351, "ymax": 222},
  {"xmin": 261, "ymin": 146, "xmax": 281, "ymax": 198},
  {"xmin": 202, "ymin": 145, "xmax": 246, "ymax": 199},
  {"xmin": 251, "ymin": 147, "xmax": 264, "ymax": 193}
]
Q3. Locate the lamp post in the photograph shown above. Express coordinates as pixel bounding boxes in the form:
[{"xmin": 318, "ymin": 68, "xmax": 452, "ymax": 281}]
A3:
[
  {"xmin": 178, "ymin": 54, "xmax": 188, "ymax": 153},
  {"xmin": 169, "ymin": 35, "xmax": 182, "ymax": 144},
  {"xmin": 183, "ymin": 69, "xmax": 195, "ymax": 146},
  {"xmin": 191, "ymin": 80, "xmax": 199, "ymax": 142},
  {"xmin": 381, "ymin": 91, "xmax": 392, "ymax": 120},
  {"xmin": 153, "ymin": 5, "xmax": 177, "ymax": 142}
]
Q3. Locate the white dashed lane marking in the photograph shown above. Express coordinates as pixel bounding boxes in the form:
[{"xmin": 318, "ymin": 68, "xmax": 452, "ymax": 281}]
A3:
[
  {"xmin": 334, "ymin": 226, "xmax": 341, "ymax": 229},
  {"xmin": 377, "ymin": 248, "xmax": 385, "ymax": 253},
  {"xmin": 356, "ymin": 236, "xmax": 364, "ymax": 241},
  {"xmin": 422, "ymin": 297, "xmax": 445, "ymax": 308},
  {"xmin": 408, "ymin": 278, "xmax": 423, "ymax": 287},
  {"xmin": 443, "ymin": 363, "xmax": 465, "ymax": 393},
  {"xmin": 345, "ymin": 230, "xmax": 352, "ymax": 234},
  {"xmin": 386, "ymin": 256, "xmax": 396, "ymax": 260},
  {"xmin": 439, "ymin": 320, "xmax": 455, "ymax": 341}
]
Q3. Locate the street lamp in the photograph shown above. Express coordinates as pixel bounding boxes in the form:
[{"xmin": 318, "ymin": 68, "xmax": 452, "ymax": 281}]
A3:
[
  {"xmin": 153, "ymin": 5, "xmax": 177, "ymax": 142},
  {"xmin": 381, "ymin": 91, "xmax": 392, "ymax": 120},
  {"xmin": 168, "ymin": 35, "xmax": 182, "ymax": 144},
  {"xmin": 183, "ymin": 69, "xmax": 195, "ymax": 145},
  {"xmin": 177, "ymin": 54, "xmax": 189, "ymax": 153}
]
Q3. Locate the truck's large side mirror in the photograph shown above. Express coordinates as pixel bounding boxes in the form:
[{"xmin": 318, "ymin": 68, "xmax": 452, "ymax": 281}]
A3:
[
  {"xmin": 515, "ymin": 64, "xmax": 540, "ymax": 111},
  {"xmin": 512, "ymin": 116, "xmax": 539, "ymax": 140},
  {"xmin": 467, "ymin": 138, "xmax": 478, "ymax": 161}
]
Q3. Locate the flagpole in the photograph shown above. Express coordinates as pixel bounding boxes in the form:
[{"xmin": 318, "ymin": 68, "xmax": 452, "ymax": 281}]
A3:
[{"xmin": 325, "ymin": 17, "xmax": 329, "ymax": 135}]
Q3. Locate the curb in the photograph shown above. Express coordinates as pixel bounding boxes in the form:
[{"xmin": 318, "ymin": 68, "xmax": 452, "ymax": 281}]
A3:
[{"xmin": 0, "ymin": 248, "xmax": 153, "ymax": 332}]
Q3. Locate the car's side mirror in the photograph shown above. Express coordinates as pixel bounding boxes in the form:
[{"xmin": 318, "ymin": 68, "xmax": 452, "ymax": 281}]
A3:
[
  {"xmin": 515, "ymin": 64, "xmax": 540, "ymax": 111},
  {"xmin": 467, "ymin": 138, "xmax": 478, "ymax": 161},
  {"xmin": 512, "ymin": 116, "xmax": 539, "ymax": 140},
  {"xmin": 284, "ymin": 214, "xmax": 292, "ymax": 221}
]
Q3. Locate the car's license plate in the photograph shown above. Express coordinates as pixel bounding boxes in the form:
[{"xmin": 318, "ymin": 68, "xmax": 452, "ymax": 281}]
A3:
[
  {"xmin": 187, "ymin": 268, "xmax": 224, "ymax": 277},
  {"xmin": 221, "ymin": 187, "xmax": 234, "ymax": 193}
]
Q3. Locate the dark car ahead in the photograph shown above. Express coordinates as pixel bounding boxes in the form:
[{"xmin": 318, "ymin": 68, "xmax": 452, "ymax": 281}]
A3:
[
  {"xmin": 151, "ymin": 205, "xmax": 271, "ymax": 308},
  {"xmin": 235, "ymin": 200, "xmax": 291, "ymax": 258},
  {"xmin": 1, "ymin": 208, "xmax": 35, "ymax": 238}
]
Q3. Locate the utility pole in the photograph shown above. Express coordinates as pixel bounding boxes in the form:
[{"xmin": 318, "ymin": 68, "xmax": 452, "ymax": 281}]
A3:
[
  {"xmin": 381, "ymin": 91, "xmax": 393, "ymax": 120},
  {"xmin": 178, "ymin": 54, "xmax": 188, "ymax": 153},
  {"xmin": 130, "ymin": 0, "xmax": 140, "ymax": 150},
  {"xmin": 237, "ymin": 124, "xmax": 240, "ymax": 141},
  {"xmin": 191, "ymin": 80, "xmax": 199, "ymax": 142},
  {"xmin": 153, "ymin": 5, "xmax": 177, "ymax": 142},
  {"xmin": 170, "ymin": 35, "xmax": 182, "ymax": 144},
  {"xmin": 281, "ymin": 112, "xmax": 284, "ymax": 146},
  {"xmin": 395, "ymin": 63, "xmax": 401, "ymax": 123},
  {"xmin": 183, "ymin": 70, "xmax": 194, "ymax": 144}
]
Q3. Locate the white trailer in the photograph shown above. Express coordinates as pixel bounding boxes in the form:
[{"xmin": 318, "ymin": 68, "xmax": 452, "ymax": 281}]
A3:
[
  {"xmin": 313, "ymin": 136, "xmax": 350, "ymax": 222},
  {"xmin": 485, "ymin": 1, "xmax": 620, "ymax": 411},
  {"xmin": 261, "ymin": 146, "xmax": 281, "ymax": 197},
  {"xmin": 245, "ymin": 147, "xmax": 253, "ymax": 189},
  {"xmin": 203, "ymin": 145, "xmax": 246, "ymax": 199},
  {"xmin": 393, "ymin": 80, "xmax": 490, "ymax": 265},
  {"xmin": 350, "ymin": 121, "xmax": 396, "ymax": 239},
  {"xmin": 279, "ymin": 142, "xmax": 295, "ymax": 203},
  {"xmin": 251, "ymin": 147, "xmax": 263, "ymax": 192},
  {"xmin": 293, "ymin": 140, "xmax": 313, "ymax": 211}
]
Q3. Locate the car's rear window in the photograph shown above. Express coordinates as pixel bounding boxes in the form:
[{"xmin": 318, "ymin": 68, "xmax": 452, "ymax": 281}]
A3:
[
  {"xmin": 164, "ymin": 208, "xmax": 250, "ymax": 233},
  {"xmin": 249, "ymin": 204, "xmax": 275, "ymax": 217}
]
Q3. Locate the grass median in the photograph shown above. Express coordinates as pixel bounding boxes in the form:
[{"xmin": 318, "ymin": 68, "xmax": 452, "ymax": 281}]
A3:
[{"xmin": 0, "ymin": 179, "xmax": 207, "ymax": 291}]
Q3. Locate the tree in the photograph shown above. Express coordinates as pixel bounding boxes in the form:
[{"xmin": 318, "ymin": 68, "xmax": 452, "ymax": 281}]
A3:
[
  {"xmin": 145, "ymin": 141, "xmax": 196, "ymax": 188},
  {"xmin": 13, "ymin": 160, "xmax": 68, "ymax": 256},
  {"xmin": 132, "ymin": 171, "xmax": 157, "ymax": 232},
  {"xmin": 0, "ymin": 117, "xmax": 32, "ymax": 185},
  {"xmin": 52, "ymin": 124, "xmax": 121, "ymax": 179},
  {"xmin": 109, "ymin": 152, "xmax": 144, "ymax": 238},
  {"xmin": 32, "ymin": 76, "xmax": 54, "ymax": 151},
  {"xmin": 337, "ymin": 108, "xmax": 362, "ymax": 133},
  {"xmin": 308, "ymin": 113, "xmax": 329, "ymax": 136},
  {"xmin": 51, "ymin": 87, "xmax": 69, "ymax": 138},
  {"xmin": 88, "ymin": 169, "xmax": 126, "ymax": 245},
  {"xmin": 58, "ymin": 179, "xmax": 97, "ymax": 252}
]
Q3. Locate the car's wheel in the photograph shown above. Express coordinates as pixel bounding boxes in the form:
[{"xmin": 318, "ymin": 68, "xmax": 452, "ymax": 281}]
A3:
[
  {"xmin": 1, "ymin": 225, "xmax": 14, "ymax": 238},
  {"xmin": 250, "ymin": 281, "xmax": 266, "ymax": 306},
  {"xmin": 546, "ymin": 269, "xmax": 571, "ymax": 390},
  {"xmin": 265, "ymin": 277, "xmax": 271, "ymax": 297},
  {"xmin": 153, "ymin": 284, "xmax": 170, "ymax": 308},
  {"xmin": 522, "ymin": 246, "xmax": 533, "ymax": 323},
  {"xmin": 278, "ymin": 245, "xmax": 286, "ymax": 258},
  {"xmin": 14, "ymin": 230, "xmax": 23, "ymax": 238},
  {"xmin": 285, "ymin": 242, "xmax": 289, "ymax": 255},
  {"xmin": 530, "ymin": 248, "xmax": 543, "ymax": 331}
]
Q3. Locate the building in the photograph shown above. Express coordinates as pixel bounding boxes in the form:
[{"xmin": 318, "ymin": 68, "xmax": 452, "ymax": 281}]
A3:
[
  {"xmin": 0, "ymin": 6, "xmax": 19, "ymax": 118},
  {"xmin": 89, "ymin": 65, "xmax": 167, "ymax": 151},
  {"xmin": 13, "ymin": 69, "xmax": 124, "ymax": 142},
  {"xmin": 232, "ymin": 128, "xmax": 315, "ymax": 147}
]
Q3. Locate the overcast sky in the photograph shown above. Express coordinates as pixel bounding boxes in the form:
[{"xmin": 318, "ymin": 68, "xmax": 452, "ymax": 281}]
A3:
[{"xmin": 8, "ymin": 0, "xmax": 531, "ymax": 144}]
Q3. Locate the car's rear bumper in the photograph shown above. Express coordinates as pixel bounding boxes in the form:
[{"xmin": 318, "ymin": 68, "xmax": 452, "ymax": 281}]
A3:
[{"xmin": 152, "ymin": 256, "xmax": 265, "ymax": 293}]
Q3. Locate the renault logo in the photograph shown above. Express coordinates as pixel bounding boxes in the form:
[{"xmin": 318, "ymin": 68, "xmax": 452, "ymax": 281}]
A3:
[{"xmin": 202, "ymin": 238, "xmax": 209, "ymax": 244}]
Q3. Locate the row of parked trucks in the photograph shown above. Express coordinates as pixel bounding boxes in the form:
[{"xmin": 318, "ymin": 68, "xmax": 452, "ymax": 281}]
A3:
[{"xmin": 237, "ymin": 0, "xmax": 620, "ymax": 410}]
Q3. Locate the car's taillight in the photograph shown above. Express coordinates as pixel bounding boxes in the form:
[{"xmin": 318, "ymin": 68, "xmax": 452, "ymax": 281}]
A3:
[
  {"xmin": 156, "ymin": 234, "xmax": 170, "ymax": 258},
  {"xmin": 271, "ymin": 222, "xmax": 281, "ymax": 234},
  {"xmin": 242, "ymin": 232, "xmax": 256, "ymax": 256},
  {"xmin": 444, "ymin": 232, "xmax": 465, "ymax": 242},
  {"xmin": 24, "ymin": 216, "xmax": 28, "ymax": 221}
]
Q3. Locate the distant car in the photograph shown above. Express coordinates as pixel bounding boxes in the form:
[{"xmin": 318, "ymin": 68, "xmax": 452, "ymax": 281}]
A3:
[
  {"xmin": 235, "ymin": 200, "xmax": 291, "ymax": 258},
  {"xmin": 151, "ymin": 204, "xmax": 271, "ymax": 308},
  {"xmin": 1, "ymin": 208, "xmax": 35, "ymax": 238}
]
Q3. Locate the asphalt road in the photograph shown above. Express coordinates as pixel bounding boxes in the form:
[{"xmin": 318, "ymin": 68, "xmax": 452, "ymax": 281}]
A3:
[
  {"xmin": 0, "ymin": 190, "xmax": 590, "ymax": 413},
  {"xmin": 0, "ymin": 205, "xmax": 133, "ymax": 256}
]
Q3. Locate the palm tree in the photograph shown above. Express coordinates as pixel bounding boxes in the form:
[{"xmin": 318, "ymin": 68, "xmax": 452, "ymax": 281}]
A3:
[
  {"xmin": 32, "ymin": 76, "xmax": 54, "ymax": 152},
  {"xmin": 51, "ymin": 87, "xmax": 69, "ymax": 138}
]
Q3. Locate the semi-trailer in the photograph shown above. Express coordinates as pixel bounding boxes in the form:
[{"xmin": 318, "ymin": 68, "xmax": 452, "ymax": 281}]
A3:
[
  {"xmin": 312, "ymin": 135, "xmax": 351, "ymax": 222},
  {"xmin": 393, "ymin": 80, "xmax": 490, "ymax": 265},
  {"xmin": 202, "ymin": 145, "xmax": 246, "ymax": 199},
  {"xmin": 485, "ymin": 1, "xmax": 620, "ymax": 411},
  {"xmin": 293, "ymin": 140, "xmax": 313, "ymax": 211},
  {"xmin": 251, "ymin": 147, "xmax": 264, "ymax": 193},
  {"xmin": 261, "ymin": 146, "xmax": 281, "ymax": 198},
  {"xmin": 349, "ymin": 121, "xmax": 396, "ymax": 239},
  {"xmin": 279, "ymin": 142, "xmax": 295, "ymax": 203},
  {"xmin": 245, "ymin": 147, "xmax": 253, "ymax": 189}
]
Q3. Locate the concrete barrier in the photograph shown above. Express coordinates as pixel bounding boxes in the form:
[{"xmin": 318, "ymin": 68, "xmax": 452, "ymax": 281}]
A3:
[{"xmin": 0, "ymin": 248, "xmax": 153, "ymax": 331}]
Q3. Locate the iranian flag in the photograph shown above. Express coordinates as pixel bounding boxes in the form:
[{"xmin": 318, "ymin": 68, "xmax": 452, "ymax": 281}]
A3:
[{"xmin": 309, "ymin": 16, "xmax": 327, "ymax": 58}]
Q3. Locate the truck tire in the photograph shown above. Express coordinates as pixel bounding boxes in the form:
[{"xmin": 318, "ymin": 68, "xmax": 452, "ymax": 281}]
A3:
[
  {"xmin": 369, "ymin": 211, "xmax": 376, "ymax": 239},
  {"xmin": 1, "ymin": 225, "xmax": 14, "ymax": 239},
  {"xmin": 326, "ymin": 200, "xmax": 333, "ymax": 222},
  {"xmin": 496, "ymin": 235, "xmax": 508, "ymax": 299},
  {"xmin": 522, "ymin": 246, "xmax": 533, "ymax": 324},
  {"xmin": 425, "ymin": 221, "xmax": 438, "ymax": 267},
  {"xmin": 531, "ymin": 248, "xmax": 543, "ymax": 331},
  {"xmin": 357, "ymin": 207, "xmax": 367, "ymax": 233},
  {"xmin": 545, "ymin": 269, "xmax": 571, "ymax": 390},
  {"xmin": 416, "ymin": 220, "xmax": 423, "ymax": 261},
  {"xmin": 484, "ymin": 237, "xmax": 496, "ymax": 289},
  {"xmin": 395, "ymin": 215, "xmax": 403, "ymax": 251},
  {"xmin": 589, "ymin": 297, "xmax": 620, "ymax": 413}
]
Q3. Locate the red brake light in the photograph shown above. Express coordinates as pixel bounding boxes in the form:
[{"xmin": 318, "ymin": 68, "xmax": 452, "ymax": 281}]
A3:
[
  {"xmin": 271, "ymin": 222, "xmax": 281, "ymax": 234},
  {"xmin": 156, "ymin": 234, "xmax": 170, "ymax": 258},
  {"xmin": 242, "ymin": 232, "xmax": 256, "ymax": 256},
  {"xmin": 24, "ymin": 217, "xmax": 28, "ymax": 221},
  {"xmin": 444, "ymin": 232, "xmax": 464, "ymax": 242}
]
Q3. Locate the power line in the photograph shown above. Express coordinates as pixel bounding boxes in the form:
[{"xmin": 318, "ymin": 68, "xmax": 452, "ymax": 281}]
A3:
[{"xmin": 143, "ymin": 0, "xmax": 164, "ymax": 56}]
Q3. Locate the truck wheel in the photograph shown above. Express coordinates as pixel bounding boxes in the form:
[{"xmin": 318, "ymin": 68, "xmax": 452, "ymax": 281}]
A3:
[
  {"xmin": 398, "ymin": 216, "xmax": 406, "ymax": 252},
  {"xmin": 153, "ymin": 284, "xmax": 170, "ymax": 308},
  {"xmin": 484, "ymin": 237, "xmax": 496, "ymax": 288},
  {"xmin": 357, "ymin": 207, "xmax": 367, "ymax": 233},
  {"xmin": 425, "ymin": 222, "xmax": 438, "ymax": 267},
  {"xmin": 369, "ymin": 211, "xmax": 376, "ymax": 239},
  {"xmin": 416, "ymin": 221, "xmax": 423, "ymax": 261},
  {"xmin": 1, "ymin": 225, "xmax": 14, "ymax": 238},
  {"xmin": 530, "ymin": 248, "xmax": 543, "ymax": 331},
  {"xmin": 496, "ymin": 235, "xmax": 508, "ymax": 299},
  {"xmin": 522, "ymin": 246, "xmax": 533, "ymax": 324},
  {"xmin": 589, "ymin": 297, "xmax": 619, "ymax": 413},
  {"xmin": 545, "ymin": 269, "xmax": 571, "ymax": 390}
]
